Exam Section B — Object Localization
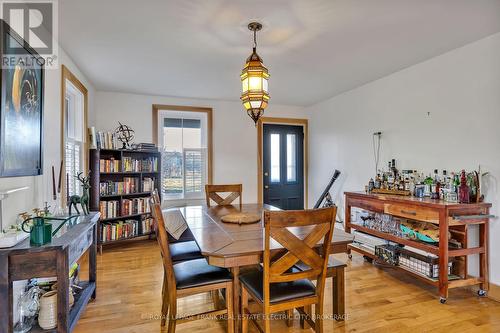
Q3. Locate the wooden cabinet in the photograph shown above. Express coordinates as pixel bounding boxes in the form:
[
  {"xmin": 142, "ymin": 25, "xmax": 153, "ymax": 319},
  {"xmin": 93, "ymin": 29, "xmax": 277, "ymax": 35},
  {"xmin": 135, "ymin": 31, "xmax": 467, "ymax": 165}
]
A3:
[
  {"xmin": 345, "ymin": 191, "xmax": 492, "ymax": 303},
  {"xmin": 0, "ymin": 213, "xmax": 99, "ymax": 332}
]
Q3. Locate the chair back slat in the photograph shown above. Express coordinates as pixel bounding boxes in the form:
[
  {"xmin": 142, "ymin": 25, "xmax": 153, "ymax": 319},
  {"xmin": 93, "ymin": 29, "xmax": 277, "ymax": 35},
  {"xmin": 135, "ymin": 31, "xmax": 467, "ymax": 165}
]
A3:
[
  {"xmin": 150, "ymin": 192, "xmax": 176, "ymax": 289},
  {"xmin": 205, "ymin": 184, "xmax": 242, "ymax": 207},
  {"xmin": 263, "ymin": 207, "xmax": 336, "ymax": 301}
]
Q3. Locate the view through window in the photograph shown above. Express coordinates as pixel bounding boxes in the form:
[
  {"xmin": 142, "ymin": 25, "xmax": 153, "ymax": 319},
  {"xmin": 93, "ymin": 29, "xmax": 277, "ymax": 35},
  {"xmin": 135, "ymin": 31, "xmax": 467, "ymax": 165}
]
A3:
[{"xmin": 159, "ymin": 111, "xmax": 208, "ymax": 200}]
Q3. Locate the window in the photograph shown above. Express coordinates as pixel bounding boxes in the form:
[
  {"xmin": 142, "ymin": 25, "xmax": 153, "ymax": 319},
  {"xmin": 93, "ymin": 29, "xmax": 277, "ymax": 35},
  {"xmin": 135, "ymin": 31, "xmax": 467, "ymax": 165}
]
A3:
[
  {"xmin": 157, "ymin": 109, "xmax": 210, "ymax": 200},
  {"xmin": 286, "ymin": 134, "xmax": 297, "ymax": 182},
  {"xmin": 63, "ymin": 71, "xmax": 87, "ymax": 198},
  {"xmin": 270, "ymin": 133, "xmax": 280, "ymax": 183}
]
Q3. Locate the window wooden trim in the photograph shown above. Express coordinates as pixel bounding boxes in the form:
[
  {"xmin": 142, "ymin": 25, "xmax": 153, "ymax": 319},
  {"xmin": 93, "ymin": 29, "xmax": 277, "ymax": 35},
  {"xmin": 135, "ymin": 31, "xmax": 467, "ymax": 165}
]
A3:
[
  {"xmin": 257, "ymin": 117, "xmax": 309, "ymax": 208},
  {"xmin": 152, "ymin": 104, "xmax": 213, "ymax": 185},
  {"xmin": 60, "ymin": 65, "xmax": 89, "ymax": 205}
]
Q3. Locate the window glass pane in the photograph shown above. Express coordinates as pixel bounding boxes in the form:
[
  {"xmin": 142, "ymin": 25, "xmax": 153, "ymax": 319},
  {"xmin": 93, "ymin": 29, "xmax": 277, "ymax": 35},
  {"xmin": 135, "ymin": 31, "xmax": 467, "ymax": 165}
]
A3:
[
  {"xmin": 163, "ymin": 122, "xmax": 183, "ymax": 197},
  {"xmin": 161, "ymin": 115, "xmax": 207, "ymax": 199},
  {"xmin": 287, "ymin": 134, "xmax": 296, "ymax": 182},
  {"xmin": 184, "ymin": 149, "xmax": 203, "ymax": 193},
  {"xmin": 270, "ymin": 134, "xmax": 280, "ymax": 183}
]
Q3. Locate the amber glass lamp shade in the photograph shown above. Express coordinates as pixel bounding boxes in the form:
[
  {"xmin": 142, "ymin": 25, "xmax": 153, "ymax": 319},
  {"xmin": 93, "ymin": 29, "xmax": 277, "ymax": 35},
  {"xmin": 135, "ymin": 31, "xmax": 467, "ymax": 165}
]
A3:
[{"xmin": 241, "ymin": 48, "xmax": 270, "ymax": 124}]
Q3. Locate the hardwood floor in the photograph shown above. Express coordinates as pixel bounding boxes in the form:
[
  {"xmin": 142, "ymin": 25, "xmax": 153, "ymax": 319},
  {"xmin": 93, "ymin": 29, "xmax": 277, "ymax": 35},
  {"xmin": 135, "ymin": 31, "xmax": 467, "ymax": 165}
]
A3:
[{"xmin": 75, "ymin": 240, "xmax": 500, "ymax": 333}]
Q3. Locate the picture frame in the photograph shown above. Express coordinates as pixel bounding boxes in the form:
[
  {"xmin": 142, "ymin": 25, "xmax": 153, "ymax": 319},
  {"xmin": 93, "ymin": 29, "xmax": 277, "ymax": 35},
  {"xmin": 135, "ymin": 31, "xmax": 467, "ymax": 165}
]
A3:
[{"xmin": 0, "ymin": 19, "xmax": 44, "ymax": 177}]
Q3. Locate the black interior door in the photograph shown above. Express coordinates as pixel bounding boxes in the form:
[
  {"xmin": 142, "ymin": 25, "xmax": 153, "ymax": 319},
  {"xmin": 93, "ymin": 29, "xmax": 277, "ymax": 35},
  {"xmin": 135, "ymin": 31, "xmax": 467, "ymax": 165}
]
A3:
[{"xmin": 263, "ymin": 124, "xmax": 304, "ymax": 210}]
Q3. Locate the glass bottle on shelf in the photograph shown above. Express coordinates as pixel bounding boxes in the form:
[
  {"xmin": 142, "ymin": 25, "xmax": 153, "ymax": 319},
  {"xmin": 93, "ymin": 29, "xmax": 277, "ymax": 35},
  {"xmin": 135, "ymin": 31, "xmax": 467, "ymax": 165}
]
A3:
[{"xmin": 424, "ymin": 174, "xmax": 433, "ymax": 197}]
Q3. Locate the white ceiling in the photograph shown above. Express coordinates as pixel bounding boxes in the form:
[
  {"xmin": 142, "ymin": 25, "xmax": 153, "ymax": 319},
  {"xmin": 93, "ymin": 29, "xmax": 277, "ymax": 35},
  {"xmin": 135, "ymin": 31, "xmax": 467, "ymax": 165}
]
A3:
[{"xmin": 59, "ymin": 0, "xmax": 500, "ymax": 106}]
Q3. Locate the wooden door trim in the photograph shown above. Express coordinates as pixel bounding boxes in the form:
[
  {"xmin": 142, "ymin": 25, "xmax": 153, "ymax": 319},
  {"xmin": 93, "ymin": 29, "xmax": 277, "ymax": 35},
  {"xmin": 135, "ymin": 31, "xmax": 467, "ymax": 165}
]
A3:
[
  {"xmin": 152, "ymin": 104, "xmax": 213, "ymax": 184},
  {"xmin": 60, "ymin": 65, "xmax": 89, "ymax": 206},
  {"xmin": 257, "ymin": 117, "xmax": 308, "ymax": 208}
]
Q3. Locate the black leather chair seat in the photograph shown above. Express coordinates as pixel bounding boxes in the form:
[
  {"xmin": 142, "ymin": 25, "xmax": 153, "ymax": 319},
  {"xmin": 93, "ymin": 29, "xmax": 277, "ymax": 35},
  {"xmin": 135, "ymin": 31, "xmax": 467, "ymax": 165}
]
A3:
[
  {"xmin": 169, "ymin": 241, "xmax": 203, "ymax": 262},
  {"xmin": 173, "ymin": 258, "xmax": 232, "ymax": 289},
  {"xmin": 239, "ymin": 268, "xmax": 316, "ymax": 304}
]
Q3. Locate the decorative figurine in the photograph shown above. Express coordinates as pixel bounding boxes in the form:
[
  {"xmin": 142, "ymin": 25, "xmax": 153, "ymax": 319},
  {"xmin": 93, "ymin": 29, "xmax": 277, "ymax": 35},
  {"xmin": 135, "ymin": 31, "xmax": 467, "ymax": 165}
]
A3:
[
  {"xmin": 69, "ymin": 172, "xmax": 91, "ymax": 215},
  {"xmin": 458, "ymin": 170, "xmax": 470, "ymax": 204},
  {"xmin": 114, "ymin": 122, "xmax": 135, "ymax": 149}
]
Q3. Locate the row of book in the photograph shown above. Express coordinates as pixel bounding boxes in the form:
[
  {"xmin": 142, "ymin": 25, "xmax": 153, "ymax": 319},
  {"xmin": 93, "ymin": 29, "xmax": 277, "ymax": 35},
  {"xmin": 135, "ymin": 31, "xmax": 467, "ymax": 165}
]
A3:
[
  {"xmin": 143, "ymin": 177, "xmax": 155, "ymax": 192},
  {"xmin": 100, "ymin": 219, "xmax": 138, "ymax": 242},
  {"xmin": 121, "ymin": 198, "xmax": 151, "ymax": 216},
  {"xmin": 99, "ymin": 177, "xmax": 141, "ymax": 196},
  {"xmin": 99, "ymin": 200, "xmax": 119, "ymax": 219},
  {"xmin": 95, "ymin": 130, "xmax": 119, "ymax": 150},
  {"xmin": 99, "ymin": 158, "xmax": 121, "ymax": 173},
  {"xmin": 122, "ymin": 157, "xmax": 158, "ymax": 172}
]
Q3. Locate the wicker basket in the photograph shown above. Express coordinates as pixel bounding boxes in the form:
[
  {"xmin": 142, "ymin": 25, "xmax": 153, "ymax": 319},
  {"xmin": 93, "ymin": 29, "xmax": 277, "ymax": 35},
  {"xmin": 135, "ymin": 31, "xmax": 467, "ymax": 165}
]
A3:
[
  {"xmin": 374, "ymin": 244, "xmax": 400, "ymax": 265},
  {"xmin": 398, "ymin": 247, "xmax": 452, "ymax": 278}
]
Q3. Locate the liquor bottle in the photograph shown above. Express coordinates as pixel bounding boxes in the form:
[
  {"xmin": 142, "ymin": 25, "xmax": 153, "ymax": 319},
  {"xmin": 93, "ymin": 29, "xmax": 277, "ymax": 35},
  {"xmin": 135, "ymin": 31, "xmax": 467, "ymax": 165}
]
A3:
[
  {"xmin": 458, "ymin": 170, "xmax": 470, "ymax": 204},
  {"xmin": 374, "ymin": 174, "xmax": 381, "ymax": 189},
  {"xmin": 368, "ymin": 178, "xmax": 375, "ymax": 192},
  {"xmin": 431, "ymin": 169, "xmax": 440, "ymax": 199},
  {"xmin": 424, "ymin": 174, "xmax": 433, "ymax": 197}
]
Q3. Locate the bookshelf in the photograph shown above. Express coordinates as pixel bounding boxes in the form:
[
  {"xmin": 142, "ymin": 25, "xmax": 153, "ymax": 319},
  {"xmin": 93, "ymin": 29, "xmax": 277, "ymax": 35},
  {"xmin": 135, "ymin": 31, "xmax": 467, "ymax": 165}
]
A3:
[{"xmin": 89, "ymin": 148, "xmax": 161, "ymax": 253}]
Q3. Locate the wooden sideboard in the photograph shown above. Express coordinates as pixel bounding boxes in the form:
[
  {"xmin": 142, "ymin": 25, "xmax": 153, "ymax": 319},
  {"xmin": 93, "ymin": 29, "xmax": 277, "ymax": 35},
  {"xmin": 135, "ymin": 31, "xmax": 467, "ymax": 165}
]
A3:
[
  {"xmin": 344, "ymin": 191, "xmax": 492, "ymax": 303},
  {"xmin": 0, "ymin": 212, "xmax": 100, "ymax": 333}
]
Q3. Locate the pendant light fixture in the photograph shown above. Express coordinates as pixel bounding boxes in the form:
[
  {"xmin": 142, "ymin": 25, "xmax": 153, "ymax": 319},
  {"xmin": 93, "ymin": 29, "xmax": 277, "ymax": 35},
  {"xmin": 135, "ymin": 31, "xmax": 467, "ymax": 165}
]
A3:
[{"xmin": 240, "ymin": 22, "xmax": 270, "ymax": 125}]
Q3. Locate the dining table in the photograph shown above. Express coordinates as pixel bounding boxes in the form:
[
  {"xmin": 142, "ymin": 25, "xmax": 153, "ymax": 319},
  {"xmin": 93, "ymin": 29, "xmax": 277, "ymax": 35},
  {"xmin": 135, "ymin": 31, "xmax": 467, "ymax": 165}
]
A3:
[{"xmin": 174, "ymin": 203, "xmax": 353, "ymax": 332}]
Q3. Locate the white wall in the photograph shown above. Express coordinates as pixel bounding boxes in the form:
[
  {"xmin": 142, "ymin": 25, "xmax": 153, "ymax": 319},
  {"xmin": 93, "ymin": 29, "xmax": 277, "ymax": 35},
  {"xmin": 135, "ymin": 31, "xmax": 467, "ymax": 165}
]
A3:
[
  {"xmin": 0, "ymin": 48, "xmax": 95, "ymax": 230},
  {"xmin": 93, "ymin": 92, "xmax": 306, "ymax": 205},
  {"xmin": 306, "ymin": 32, "xmax": 500, "ymax": 284}
]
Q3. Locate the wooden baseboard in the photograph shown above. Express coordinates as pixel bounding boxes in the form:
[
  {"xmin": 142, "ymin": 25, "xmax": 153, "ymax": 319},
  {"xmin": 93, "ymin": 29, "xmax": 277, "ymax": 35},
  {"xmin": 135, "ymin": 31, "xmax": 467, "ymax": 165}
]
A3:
[{"xmin": 487, "ymin": 283, "xmax": 500, "ymax": 302}]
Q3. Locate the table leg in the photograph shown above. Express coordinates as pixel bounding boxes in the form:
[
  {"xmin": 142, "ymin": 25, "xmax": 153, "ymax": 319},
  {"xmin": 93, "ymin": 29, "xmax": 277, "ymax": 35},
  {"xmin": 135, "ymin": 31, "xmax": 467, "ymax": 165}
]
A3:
[
  {"xmin": 90, "ymin": 224, "xmax": 97, "ymax": 299},
  {"xmin": 231, "ymin": 267, "xmax": 240, "ymax": 333},
  {"xmin": 438, "ymin": 210, "xmax": 449, "ymax": 303},
  {"xmin": 57, "ymin": 248, "xmax": 70, "ymax": 333},
  {"xmin": 0, "ymin": 254, "xmax": 12, "ymax": 333},
  {"xmin": 333, "ymin": 267, "xmax": 345, "ymax": 321},
  {"xmin": 480, "ymin": 220, "xmax": 489, "ymax": 292}
]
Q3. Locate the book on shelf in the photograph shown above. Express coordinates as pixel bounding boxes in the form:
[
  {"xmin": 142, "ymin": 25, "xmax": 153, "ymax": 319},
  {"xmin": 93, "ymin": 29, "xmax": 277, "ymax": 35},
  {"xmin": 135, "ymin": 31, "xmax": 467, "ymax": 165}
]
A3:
[
  {"xmin": 101, "ymin": 219, "xmax": 139, "ymax": 242},
  {"xmin": 142, "ymin": 217, "xmax": 154, "ymax": 234},
  {"xmin": 96, "ymin": 130, "xmax": 118, "ymax": 150},
  {"xmin": 142, "ymin": 177, "xmax": 155, "ymax": 192},
  {"xmin": 99, "ymin": 200, "xmax": 119, "ymax": 219},
  {"xmin": 121, "ymin": 197, "xmax": 151, "ymax": 216},
  {"xmin": 100, "ymin": 181, "xmax": 124, "ymax": 196},
  {"xmin": 122, "ymin": 157, "xmax": 158, "ymax": 172},
  {"xmin": 123, "ymin": 177, "xmax": 140, "ymax": 193},
  {"xmin": 99, "ymin": 158, "xmax": 121, "ymax": 173}
]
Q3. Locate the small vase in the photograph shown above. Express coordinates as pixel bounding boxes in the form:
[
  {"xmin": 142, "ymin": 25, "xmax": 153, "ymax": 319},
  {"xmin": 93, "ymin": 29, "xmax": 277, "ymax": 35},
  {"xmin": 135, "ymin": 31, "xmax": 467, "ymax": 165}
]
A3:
[{"xmin": 38, "ymin": 291, "xmax": 57, "ymax": 330}]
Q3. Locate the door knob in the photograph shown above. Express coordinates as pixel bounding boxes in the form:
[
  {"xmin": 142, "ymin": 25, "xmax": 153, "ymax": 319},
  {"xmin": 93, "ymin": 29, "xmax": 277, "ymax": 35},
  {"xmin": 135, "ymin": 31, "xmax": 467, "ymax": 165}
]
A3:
[
  {"xmin": 264, "ymin": 172, "xmax": 268, "ymax": 176},
  {"xmin": 264, "ymin": 185, "xmax": 269, "ymax": 189}
]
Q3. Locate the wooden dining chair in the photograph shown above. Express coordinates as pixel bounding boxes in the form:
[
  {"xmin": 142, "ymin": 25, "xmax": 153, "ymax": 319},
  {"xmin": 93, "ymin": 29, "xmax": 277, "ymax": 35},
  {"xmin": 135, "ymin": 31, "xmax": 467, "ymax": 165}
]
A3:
[
  {"xmin": 150, "ymin": 196, "xmax": 234, "ymax": 333},
  {"xmin": 239, "ymin": 207, "xmax": 336, "ymax": 333},
  {"xmin": 151, "ymin": 190, "xmax": 203, "ymax": 263},
  {"xmin": 205, "ymin": 184, "xmax": 242, "ymax": 207}
]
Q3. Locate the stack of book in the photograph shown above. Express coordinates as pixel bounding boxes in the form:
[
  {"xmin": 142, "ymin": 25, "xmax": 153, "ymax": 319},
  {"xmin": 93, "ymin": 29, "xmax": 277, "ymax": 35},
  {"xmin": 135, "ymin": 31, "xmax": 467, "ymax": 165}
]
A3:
[
  {"xmin": 99, "ymin": 158, "xmax": 121, "ymax": 173},
  {"xmin": 100, "ymin": 219, "xmax": 139, "ymax": 242},
  {"xmin": 99, "ymin": 200, "xmax": 119, "ymax": 219},
  {"xmin": 135, "ymin": 143, "xmax": 157, "ymax": 151},
  {"xmin": 121, "ymin": 198, "xmax": 150, "ymax": 216}
]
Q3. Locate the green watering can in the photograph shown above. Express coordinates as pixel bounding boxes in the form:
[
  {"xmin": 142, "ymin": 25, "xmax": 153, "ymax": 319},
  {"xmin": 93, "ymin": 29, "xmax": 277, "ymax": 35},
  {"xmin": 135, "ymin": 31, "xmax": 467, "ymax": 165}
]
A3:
[{"xmin": 22, "ymin": 216, "xmax": 78, "ymax": 246}]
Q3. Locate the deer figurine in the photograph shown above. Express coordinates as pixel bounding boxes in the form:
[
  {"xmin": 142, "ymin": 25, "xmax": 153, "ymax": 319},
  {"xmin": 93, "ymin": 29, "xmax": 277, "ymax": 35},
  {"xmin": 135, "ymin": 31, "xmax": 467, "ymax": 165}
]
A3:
[{"xmin": 69, "ymin": 172, "xmax": 91, "ymax": 215}]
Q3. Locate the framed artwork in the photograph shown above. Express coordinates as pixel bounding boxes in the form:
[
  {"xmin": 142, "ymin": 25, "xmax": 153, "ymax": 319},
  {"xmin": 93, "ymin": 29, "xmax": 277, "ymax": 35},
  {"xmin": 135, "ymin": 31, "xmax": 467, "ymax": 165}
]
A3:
[{"xmin": 0, "ymin": 20, "xmax": 44, "ymax": 177}]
